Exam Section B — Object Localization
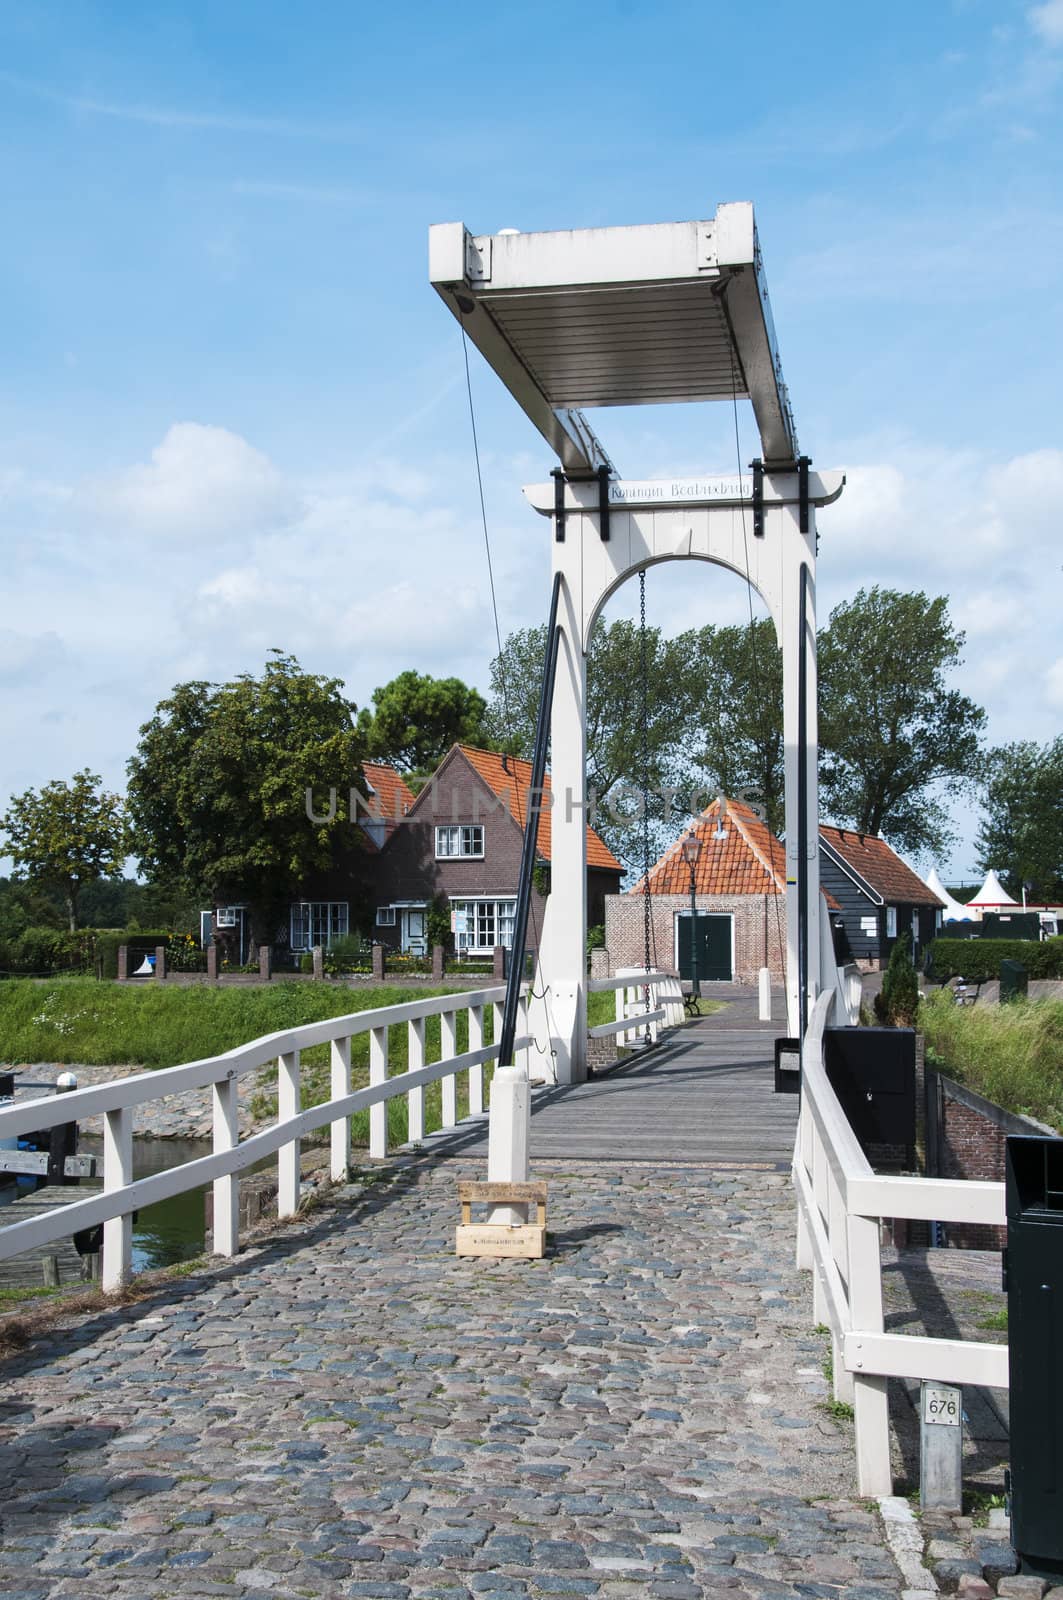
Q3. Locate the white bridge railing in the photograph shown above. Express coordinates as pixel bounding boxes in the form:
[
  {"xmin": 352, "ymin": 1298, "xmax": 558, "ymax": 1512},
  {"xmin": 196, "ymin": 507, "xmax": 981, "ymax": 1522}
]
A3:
[
  {"xmin": 794, "ymin": 989, "xmax": 1008, "ymax": 1495},
  {"xmin": 0, "ymin": 985, "xmax": 530, "ymax": 1294},
  {"xmin": 588, "ymin": 969, "xmax": 686, "ymax": 1047}
]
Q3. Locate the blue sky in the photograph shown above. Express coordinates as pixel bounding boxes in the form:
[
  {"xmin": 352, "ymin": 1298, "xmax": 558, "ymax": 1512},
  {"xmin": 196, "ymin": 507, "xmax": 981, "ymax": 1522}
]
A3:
[{"xmin": 1, "ymin": 0, "xmax": 1061, "ymax": 877}]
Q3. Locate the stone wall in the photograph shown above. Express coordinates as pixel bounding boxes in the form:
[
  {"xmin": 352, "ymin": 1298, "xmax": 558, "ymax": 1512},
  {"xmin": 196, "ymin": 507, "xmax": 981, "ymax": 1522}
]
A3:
[
  {"xmin": 928, "ymin": 1070, "xmax": 1055, "ymax": 1250},
  {"xmin": 604, "ymin": 891, "xmax": 785, "ymax": 984}
]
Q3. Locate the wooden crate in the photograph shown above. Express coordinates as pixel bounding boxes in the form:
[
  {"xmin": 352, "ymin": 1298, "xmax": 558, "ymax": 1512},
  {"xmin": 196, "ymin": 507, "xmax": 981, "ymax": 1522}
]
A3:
[{"xmin": 455, "ymin": 1180, "xmax": 548, "ymax": 1259}]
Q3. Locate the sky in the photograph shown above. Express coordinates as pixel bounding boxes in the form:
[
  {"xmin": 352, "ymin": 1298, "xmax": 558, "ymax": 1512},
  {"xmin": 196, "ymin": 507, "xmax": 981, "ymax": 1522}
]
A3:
[{"xmin": 1, "ymin": 0, "xmax": 1061, "ymax": 881}]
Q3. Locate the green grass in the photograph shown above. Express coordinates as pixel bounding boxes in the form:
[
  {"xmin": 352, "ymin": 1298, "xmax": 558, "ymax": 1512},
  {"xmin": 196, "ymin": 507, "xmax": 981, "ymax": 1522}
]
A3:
[
  {"xmin": 920, "ymin": 992, "xmax": 1063, "ymax": 1132},
  {"xmin": 976, "ymin": 1306, "xmax": 1009, "ymax": 1331}
]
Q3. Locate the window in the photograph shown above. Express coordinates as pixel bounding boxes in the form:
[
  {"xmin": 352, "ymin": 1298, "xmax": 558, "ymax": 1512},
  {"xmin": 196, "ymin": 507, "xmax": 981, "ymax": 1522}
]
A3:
[
  {"xmin": 290, "ymin": 901, "xmax": 349, "ymax": 951},
  {"xmin": 451, "ymin": 898, "xmax": 516, "ymax": 954},
  {"xmin": 375, "ymin": 906, "xmax": 396, "ymax": 926},
  {"xmin": 886, "ymin": 906, "xmax": 898, "ymax": 938},
  {"xmin": 435, "ymin": 824, "xmax": 484, "ymax": 859}
]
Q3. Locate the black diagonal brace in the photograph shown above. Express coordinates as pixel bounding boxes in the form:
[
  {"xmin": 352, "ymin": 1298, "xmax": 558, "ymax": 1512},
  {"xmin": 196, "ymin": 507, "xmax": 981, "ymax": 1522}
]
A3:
[
  {"xmin": 751, "ymin": 458, "xmax": 764, "ymax": 537},
  {"xmin": 798, "ymin": 455, "xmax": 811, "ymax": 535},
  {"xmin": 552, "ymin": 468, "xmax": 566, "ymax": 543},
  {"xmin": 497, "ymin": 570, "xmax": 564, "ymax": 1069},
  {"xmin": 597, "ymin": 463, "xmax": 611, "ymax": 541}
]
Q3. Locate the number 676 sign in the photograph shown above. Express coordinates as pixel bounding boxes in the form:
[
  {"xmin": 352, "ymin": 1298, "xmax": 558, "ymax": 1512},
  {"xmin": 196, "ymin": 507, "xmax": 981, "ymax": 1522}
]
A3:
[{"xmin": 922, "ymin": 1384, "xmax": 961, "ymax": 1426}]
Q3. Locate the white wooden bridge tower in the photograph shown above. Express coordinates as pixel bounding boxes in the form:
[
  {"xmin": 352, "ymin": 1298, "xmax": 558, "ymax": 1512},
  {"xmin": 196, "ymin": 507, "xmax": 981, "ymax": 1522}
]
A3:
[{"xmin": 430, "ymin": 205, "xmax": 845, "ymax": 1082}]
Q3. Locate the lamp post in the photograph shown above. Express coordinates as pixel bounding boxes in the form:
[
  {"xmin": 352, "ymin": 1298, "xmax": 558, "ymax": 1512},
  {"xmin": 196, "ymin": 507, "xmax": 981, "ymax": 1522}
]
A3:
[{"xmin": 681, "ymin": 833, "xmax": 702, "ymax": 1011}]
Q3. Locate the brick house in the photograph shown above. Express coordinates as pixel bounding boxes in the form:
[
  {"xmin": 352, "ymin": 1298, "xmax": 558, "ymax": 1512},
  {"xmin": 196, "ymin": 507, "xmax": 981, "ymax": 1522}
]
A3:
[
  {"xmin": 605, "ymin": 797, "xmax": 792, "ymax": 985},
  {"xmin": 370, "ymin": 745, "xmax": 623, "ymax": 959},
  {"xmin": 818, "ymin": 825, "xmax": 942, "ymax": 970}
]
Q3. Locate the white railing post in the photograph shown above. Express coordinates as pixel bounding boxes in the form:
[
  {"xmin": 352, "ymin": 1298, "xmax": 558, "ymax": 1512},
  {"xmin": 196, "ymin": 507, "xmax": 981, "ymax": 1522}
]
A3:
[
  {"xmin": 102, "ymin": 1106, "xmax": 133, "ymax": 1291},
  {"xmin": 407, "ymin": 1017, "xmax": 425, "ymax": 1143},
  {"xmin": 468, "ymin": 1004, "xmax": 485, "ymax": 1115},
  {"xmin": 441, "ymin": 1008, "xmax": 457, "ymax": 1129},
  {"xmin": 848, "ymin": 1209, "xmax": 892, "ymax": 1495},
  {"xmin": 615, "ymin": 985, "xmax": 624, "ymax": 1040},
  {"xmin": 795, "ymin": 1100, "xmax": 814, "ymax": 1270},
  {"xmin": 277, "ymin": 1050, "xmax": 301, "ymax": 1217},
  {"xmin": 330, "ymin": 1036, "xmax": 351, "ymax": 1182},
  {"xmin": 369, "ymin": 1025, "xmax": 388, "ymax": 1158},
  {"xmin": 810, "ymin": 1128, "xmax": 829, "ymax": 1327},
  {"xmin": 826, "ymin": 1163, "xmax": 853, "ymax": 1403},
  {"xmin": 212, "ymin": 1070, "xmax": 240, "ymax": 1257},
  {"xmin": 517, "ymin": 994, "xmax": 531, "ymax": 1074}
]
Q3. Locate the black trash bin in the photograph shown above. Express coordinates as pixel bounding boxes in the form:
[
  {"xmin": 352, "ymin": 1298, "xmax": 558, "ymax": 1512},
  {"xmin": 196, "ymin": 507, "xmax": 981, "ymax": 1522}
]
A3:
[
  {"xmin": 1000, "ymin": 960, "xmax": 1028, "ymax": 1004},
  {"xmin": 1005, "ymin": 1134, "xmax": 1063, "ymax": 1578}
]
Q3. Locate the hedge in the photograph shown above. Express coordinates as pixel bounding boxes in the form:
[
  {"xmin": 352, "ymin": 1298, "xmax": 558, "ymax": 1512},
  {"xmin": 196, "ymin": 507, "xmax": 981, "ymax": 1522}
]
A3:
[{"xmin": 927, "ymin": 936, "xmax": 1063, "ymax": 984}]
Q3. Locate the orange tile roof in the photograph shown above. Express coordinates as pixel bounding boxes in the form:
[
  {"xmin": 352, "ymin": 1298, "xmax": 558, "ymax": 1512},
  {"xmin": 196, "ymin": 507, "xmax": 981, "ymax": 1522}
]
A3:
[
  {"xmin": 820, "ymin": 825, "xmax": 941, "ymax": 906},
  {"xmin": 630, "ymin": 797, "xmax": 840, "ymax": 909},
  {"xmin": 360, "ymin": 762, "xmax": 416, "ymax": 841},
  {"xmin": 457, "ymin": 746, "xmax": 623, "ymax": 873}
]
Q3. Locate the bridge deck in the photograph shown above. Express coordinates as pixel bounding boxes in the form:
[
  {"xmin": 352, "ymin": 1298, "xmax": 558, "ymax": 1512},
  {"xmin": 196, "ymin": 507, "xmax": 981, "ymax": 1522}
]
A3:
[{"xmin": 426, "ymin": 985, "xmax": 797, "ymax": 1168}]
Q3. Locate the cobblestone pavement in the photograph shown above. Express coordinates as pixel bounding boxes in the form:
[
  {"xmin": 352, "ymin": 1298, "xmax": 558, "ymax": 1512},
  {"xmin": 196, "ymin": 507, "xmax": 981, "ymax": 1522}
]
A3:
[{"xmin": 0, "ymin": 1159, "xmax": 909, "ymax": 1600}]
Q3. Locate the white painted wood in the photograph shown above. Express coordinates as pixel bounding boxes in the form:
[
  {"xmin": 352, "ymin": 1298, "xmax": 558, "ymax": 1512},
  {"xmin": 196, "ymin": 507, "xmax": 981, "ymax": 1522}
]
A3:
[
  {"xmin": 758, "ymin": 966, "xmax": 772, "ymax": 1021},
  {"xmin": 369, "ymin": 1025, "xmax": 388, "ymax": 1158},
  {"xmin": 487, "ymin": 1064, "xmax": 531, "ymax": 1225},
  {"xmin": 407, "ymin": 1017, "xmax": 426, "ymax": 1143},
  {"xmin": 845, "ymin": 1332, "xmax": 1009, "ymax": 1388},
  {"xmin": 102, "ymin": 1106, "xmax": 133, "ymax": 1291},
  {"xmin": 441, "ymin": 1011, "xmax": 457, "ymax": 1128},
  {"xmin": 853, "ymin": 1375, "xmax": 892, "ymax": 1497},
  {"xmin": 329, "ymin": 1036, "xmax": 351, "ymax": 1182},
  {"xmin": 212, "ymin": 1070, "xmax": 240, "ymax": 1257},
  {"xmin": 588, "ymin": 1008, "xmax": 666, "ymax": 1039},
  {"xmin": 277, "ymin": 1050, "xmax": 301, "ymax": 1218},
  {"xmin": 468, "ymin": 1005, "xmax": 484, "ymax": 1116}
]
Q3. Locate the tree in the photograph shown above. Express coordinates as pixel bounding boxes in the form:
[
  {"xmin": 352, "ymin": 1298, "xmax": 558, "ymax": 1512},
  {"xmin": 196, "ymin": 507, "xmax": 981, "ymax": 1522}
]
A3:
[
  {"xmin": 1, "ymin": 769, "xmax": 128, "ymax": 931},
  {"xmin": 818, "ymin": 587, "xmax": 985, "ymax": 855},
  {"xmin": 976, "ymin": 737, "xmax": 1063, "ymax": 901},
  {"xmin": 874, "ymin": 930, "xmax": 919, "ymax": 1026},
  {"xmin": 682, "ymin": 619, "xmax": 785, "ymax": 834},
  {"xmin": 487, "ymin": 617, "xmax": 699, "ymax": 867},
  {"xmin": 358, "ymin": 670, "xmax": 489, "ymax": 775},
  {"xmin": 127, "ymin": 651, "xmax": 366, "ymax": 947}
]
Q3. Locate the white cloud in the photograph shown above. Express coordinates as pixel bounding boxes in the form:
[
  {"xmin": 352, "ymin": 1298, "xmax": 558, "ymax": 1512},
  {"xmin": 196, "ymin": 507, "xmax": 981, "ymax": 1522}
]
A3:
[
  {"xmin": 1029, "ymin": 0, "xmax": 1063, "ymax": 45},
  {"xmin": 84, "ymin": 423, "xmax": 302, "ymax": 542},
  {"xmin": 1045, "ymin": 657, "xmax": 1063, "ymax": 708},
  {"xmin": 0, "ymin": 630, "xmax": 67, "ymax": 686}
]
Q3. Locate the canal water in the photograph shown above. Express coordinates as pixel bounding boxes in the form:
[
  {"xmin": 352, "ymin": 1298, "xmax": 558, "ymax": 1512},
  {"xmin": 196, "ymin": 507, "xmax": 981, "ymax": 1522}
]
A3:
[{"xmin": 80, "ymin": 1135, "xmax": 212, "ymax": 1272}]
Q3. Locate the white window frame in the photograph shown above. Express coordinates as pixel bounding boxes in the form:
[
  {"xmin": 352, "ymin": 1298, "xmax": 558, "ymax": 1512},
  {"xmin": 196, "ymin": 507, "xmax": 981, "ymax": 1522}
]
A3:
[
  {"xmin": 435, "ymin": 824, "xmax": 485, "ymax": 860},
  {"xmin": 290, "ymin": 901, "xmax": 349, "ymax": 951},
  {"xmin": 885, "ymin": 905, "xmax": 898, "ymax": 938},
  {"xmin": 375, "ymin": 906, "xmax": 396, "ymax": 927},
  {"xmin": 450, "ymin": 897, "xmax": 516, "ymax": 954}
]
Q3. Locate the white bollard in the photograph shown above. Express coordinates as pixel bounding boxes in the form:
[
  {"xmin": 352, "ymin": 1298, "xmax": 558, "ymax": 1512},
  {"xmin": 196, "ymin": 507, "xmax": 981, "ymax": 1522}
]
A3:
[
  {"xmin": 758, "ymin": 966, "xmax": 772, "ymax": 1022},
  {"xmin": 487, "ymin": 1063, "xmax": 530, "ymax": 1226}
]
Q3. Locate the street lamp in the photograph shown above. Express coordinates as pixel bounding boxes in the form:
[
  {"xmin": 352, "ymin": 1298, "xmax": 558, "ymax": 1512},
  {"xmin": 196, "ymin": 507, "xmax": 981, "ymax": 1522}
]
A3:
[{"xmin": 681, "ymin": 833, "xmax": 702, "ymax": 1012}]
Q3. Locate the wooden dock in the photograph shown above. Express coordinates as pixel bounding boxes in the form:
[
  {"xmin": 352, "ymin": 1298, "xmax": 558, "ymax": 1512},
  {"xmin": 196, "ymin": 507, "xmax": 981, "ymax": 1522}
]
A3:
[{"xmin": 0, "ymin": 1185, "xmax": 94, "ymax": 1290}]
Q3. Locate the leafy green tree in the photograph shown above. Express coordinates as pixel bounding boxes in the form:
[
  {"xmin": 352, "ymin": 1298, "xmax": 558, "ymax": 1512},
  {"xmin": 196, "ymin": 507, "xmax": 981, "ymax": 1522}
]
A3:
[
  {"xmin": 818, "ymin": 587, "xmax": 985, "ymax": 855},
  {"xmin": 682, "ymin": 618, "xmax": 785, "ymax": 834},
  {"xmin": 358, "ymin": 670, "xmax": 489, "ymax": 775},
  {"xmin": 874, "ymin": 930, "xmax": 920, "ymax": 1026},
  {"xmin": 1, "ymin": 769, "xmax": 129, "ymax": 930},
  {"xmin": 127, "ymin": 651, "xmax": 366, "ymax": 948},
  {"xmin": 487, "ymin": 617, "xmax": 698, "ymax": 866},
  {"xmin": 976, "ymin": 737, "xmax": 1063, "ymax": 901}
]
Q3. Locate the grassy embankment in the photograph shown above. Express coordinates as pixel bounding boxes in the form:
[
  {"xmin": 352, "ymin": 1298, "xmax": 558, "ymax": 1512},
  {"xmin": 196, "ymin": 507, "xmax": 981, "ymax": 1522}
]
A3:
[
  {"xmin": 0, "ymin": 979, "xmax": 628, "ymax": 1148},
  {"xmin": 920, "ymin": 992, "xmax": 1063, "ymax": 1133}
]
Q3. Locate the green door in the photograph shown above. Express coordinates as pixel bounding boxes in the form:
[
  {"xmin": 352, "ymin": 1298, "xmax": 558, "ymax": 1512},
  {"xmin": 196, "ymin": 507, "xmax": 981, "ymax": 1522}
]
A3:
[{"xmin": 677, "ymin": 913, "xmax": 732, "ymax": 982}]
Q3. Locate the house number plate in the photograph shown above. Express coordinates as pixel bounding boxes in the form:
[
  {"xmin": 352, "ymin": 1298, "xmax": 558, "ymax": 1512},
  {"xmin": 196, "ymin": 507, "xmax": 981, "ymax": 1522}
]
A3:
[{"xmin": 922, "ymin": 1385, "xmax": 960, "ymax": 1426}]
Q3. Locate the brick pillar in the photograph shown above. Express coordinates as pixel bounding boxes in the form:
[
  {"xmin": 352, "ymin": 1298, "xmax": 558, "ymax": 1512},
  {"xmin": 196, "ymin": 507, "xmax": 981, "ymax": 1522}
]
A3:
[
  {"xmin": 154, "ymin": 944, "xmax": 167, "ymax": 981},
  {"xmin": 312, "ymin": 944, "xmax": 324, "ymax": 981},
  {"xmin": 590, "ymin": 947, "xmax": 611, "ymax": 980},
  {"xmin": 207, "ymin": 944, "xmax": 219, "ymax": 982},
  {"xmin": 117, "ymin": 944, "xmax": 128, "ymax": 982},
  {"xmin": 431, "ymin": 943, "xmax": 445, "ymax": 981},
  {"xmin": 258, "ymin": 944, "xmax": 272, "ymax": 981},
  {"xmin": 493, "ymin": 945, "xmax": 506, "ymax": 980},
  {"xmin": 372, "ymin": 943, "xmax": 386, "ymax": 982}
]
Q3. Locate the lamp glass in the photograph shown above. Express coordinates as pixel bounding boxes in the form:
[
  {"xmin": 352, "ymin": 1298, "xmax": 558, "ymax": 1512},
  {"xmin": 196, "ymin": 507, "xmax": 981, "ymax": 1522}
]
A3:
[{"xmin": 681, "ymin": 834, "xmax": 702, "ymax": 866}]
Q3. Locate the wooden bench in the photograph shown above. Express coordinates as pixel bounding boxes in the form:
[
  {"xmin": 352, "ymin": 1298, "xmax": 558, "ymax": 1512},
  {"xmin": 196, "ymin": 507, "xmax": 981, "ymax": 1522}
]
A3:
[{"xmin": 455, "ymin": 1180, "xmax": 548, "ymax": 1259}]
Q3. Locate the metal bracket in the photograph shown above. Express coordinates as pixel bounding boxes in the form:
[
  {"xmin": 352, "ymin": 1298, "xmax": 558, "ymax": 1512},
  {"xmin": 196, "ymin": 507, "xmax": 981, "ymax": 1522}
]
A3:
[
  {"xmin": 552, "ymin": 468, "xmax": 566, "ymax": 543},
  {"xmin": 798, "ymin": 454, "xmax": 811, "ymax": 535},
  {"xmin": 695, "ymin": 221, "xmax": 719, "ymax": 274},
  {"xmin": 751, "ymin": 458, "xmax": 764, "ymax": 537},
  {"xmin": 465, "ymin": 233, "xmax": 492, "ymax": 283},
  {"xmin": 597, "ymin": 463, "xmax": 611, "ymax": 541}
]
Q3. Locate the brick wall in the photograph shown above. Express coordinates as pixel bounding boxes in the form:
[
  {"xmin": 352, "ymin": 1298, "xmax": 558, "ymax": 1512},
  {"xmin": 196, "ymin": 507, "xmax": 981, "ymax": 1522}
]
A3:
[
  {"xmin": 929, "ymin": 1070, "xmax": 1053, "ymax": 1250},
  {"xmin": 604, "ymin": 892, "xmax": 786, "ymax": 984}
]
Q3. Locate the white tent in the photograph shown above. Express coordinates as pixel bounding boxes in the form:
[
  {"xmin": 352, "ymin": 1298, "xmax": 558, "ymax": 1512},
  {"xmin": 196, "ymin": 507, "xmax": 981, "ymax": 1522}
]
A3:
[
  {"xmin": 967, "ymin": 868, "xmax": 1019, "ymax": 909},
  {"xmin": 925, "ymin": 867, "xmax": 981, "ymax": 922}
]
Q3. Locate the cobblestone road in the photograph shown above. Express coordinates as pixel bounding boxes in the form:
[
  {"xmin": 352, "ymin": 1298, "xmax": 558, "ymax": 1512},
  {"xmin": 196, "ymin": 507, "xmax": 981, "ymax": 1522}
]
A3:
[{"xmin": 0, "ymin": 1159, "xmax": 907, "ymax": 1600}]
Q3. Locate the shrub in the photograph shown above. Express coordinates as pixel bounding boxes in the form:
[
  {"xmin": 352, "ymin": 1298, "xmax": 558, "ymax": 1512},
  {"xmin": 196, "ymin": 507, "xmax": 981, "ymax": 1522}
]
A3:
[
  {"xmin": 927, "ymin": 937, "xmax": 1063, "ymax": 985},
  {"xmin": 0, "ymin": 926, "xmax": 95, "ymax": 976},
  {"xmin": 875, "ymin": 931, "xmax": 919, "ymax": 1026}
]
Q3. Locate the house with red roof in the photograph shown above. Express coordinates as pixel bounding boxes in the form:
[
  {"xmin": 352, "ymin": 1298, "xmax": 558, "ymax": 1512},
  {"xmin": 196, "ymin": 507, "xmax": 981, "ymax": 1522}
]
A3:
[
  {"xmin": 604, "ymin": 797, "xmax": 842, "ymax": 986},
  {"xmin": 818, "ymin": 825, "xmax": 942, "ymax": 969},
  {"xmin": 370, "ymin": 745, "xmax": 624, "ymax": 959}
]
